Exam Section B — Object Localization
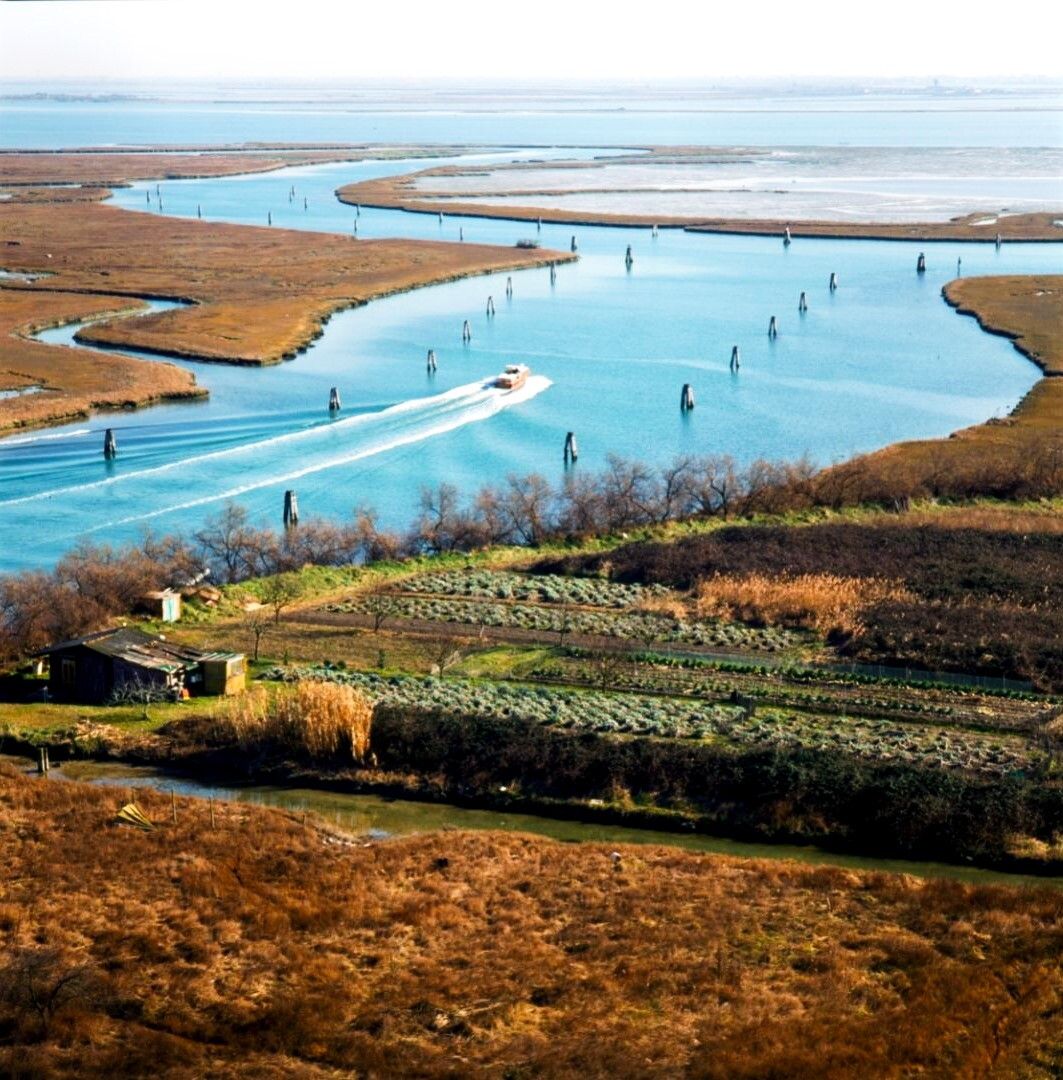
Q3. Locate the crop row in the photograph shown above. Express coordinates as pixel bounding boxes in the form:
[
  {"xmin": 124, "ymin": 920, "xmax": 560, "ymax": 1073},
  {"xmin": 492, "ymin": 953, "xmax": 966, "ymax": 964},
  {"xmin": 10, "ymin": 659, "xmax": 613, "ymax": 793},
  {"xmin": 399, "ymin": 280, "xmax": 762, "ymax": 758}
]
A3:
[
  {"xmin": 264, "ymin": 666, "xmax": 1034, "ymax": 775},
  {"xmin": 395, "ymin": 569, "xmax": 667, "ymax": 609},
  {"xmin": 326, "ymin": 595, "xmax": 795, "ymax": 652}
]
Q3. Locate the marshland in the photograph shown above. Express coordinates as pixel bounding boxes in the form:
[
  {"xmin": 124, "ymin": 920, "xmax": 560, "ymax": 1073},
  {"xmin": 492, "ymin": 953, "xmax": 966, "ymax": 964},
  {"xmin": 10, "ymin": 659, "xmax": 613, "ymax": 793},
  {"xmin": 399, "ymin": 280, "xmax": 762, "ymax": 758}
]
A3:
[{"xmin": 1, "ymin": 56, "xmax": 1062, "ymax": 1079}]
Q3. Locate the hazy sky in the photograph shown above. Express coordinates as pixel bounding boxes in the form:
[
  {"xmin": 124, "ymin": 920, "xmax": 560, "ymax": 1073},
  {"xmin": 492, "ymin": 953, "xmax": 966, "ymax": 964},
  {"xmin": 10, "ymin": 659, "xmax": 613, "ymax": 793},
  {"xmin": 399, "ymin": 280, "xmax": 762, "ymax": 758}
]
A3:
[{"xmin": 2, "ymin": 0, "xmax": 1061, "ymax": 82}]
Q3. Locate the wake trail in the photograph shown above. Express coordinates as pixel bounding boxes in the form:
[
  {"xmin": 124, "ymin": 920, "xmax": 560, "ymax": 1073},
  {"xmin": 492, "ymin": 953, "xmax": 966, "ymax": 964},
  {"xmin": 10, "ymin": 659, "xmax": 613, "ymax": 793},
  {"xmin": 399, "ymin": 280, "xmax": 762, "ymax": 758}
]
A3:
[
  {"xmin": 18, "ymin": 375, "xmax": 551, "ymax": 546},
  {"xmin": 0, "ymin": 379, "xmax": 534, "ymax": 510}
]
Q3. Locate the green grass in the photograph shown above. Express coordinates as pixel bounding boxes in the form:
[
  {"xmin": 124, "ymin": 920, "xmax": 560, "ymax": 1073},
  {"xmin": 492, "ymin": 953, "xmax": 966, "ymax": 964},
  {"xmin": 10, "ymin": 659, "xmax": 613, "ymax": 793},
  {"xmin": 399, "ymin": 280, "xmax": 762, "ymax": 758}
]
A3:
[{"xmin": 0, "ymin": 698, "xmax": 208, "ymax": 738}]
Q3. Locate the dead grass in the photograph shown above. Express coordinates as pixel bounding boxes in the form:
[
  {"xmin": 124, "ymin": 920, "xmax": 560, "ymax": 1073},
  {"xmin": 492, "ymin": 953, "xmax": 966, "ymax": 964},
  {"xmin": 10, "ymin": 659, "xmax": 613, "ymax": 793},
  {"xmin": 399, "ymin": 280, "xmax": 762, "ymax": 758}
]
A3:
[
  {"xmin": 216, "ymin": 680, "xmax": 372, "ymax": 761},
  {"xmin": 1, "ymin": 764, "xmax": 1061, "ymax": 1077},
  {"xmin": 696, "ymin": 572, "xmax": 911, "ymax": 638},
  {"xmin": 0, "ymin": 290, "xmax": 205, "ymax": 430}
]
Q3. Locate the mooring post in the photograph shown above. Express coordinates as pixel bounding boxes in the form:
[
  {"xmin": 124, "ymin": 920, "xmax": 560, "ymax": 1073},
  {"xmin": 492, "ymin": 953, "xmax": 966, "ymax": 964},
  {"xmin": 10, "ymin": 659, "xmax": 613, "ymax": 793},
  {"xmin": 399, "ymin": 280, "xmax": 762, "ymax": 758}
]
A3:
[
  {"xmin": 768, "ymin": 315, "xmax": 778, "ymax": 339},
  {"xmin": 103, "ymin": 428, "xmax": 117, "ymax": 459},
  {"xmin": 462, "ymin": 319, "xmax": 471, "ymax": 343},
  {"xmin": 197, "ymin": 204, "xmax": 202, "ymax": 219},
  {"xmin": 995, "ymin": 233, "xmax": 1002, "ymax": 249},
  {"xmin": 571, "ymin": 235, "xmax": 578, "ymax": 253},
  {"xmin": 829, "ymin": 272, "xmax": 838, "ymax": 292},
  {"xmin": 799, "ymin": 291, "xmax": 808, "ymax": 313},
  {"xmin": 146, "ymin": 190, "xmax": 150, "ymax": 204},
  {"xmin": 356, "ymin": 204, "xmax": 360, "ymax": 217},
  {"xmin": 486, "ymin": 296, "xmax": 495, "ymax": 317},
  {"xmin": 352, "ymin": 218, "xmax": 357, "ymax": 236},
  {"xmin": 537, "ymin": 217, "xmax": 542, "ymax": 232},
  {"xmin": 438, "ymin": 211, "xmax": 444, "ymax": 224},
  {"xmin": 283, "ymin": 489, "xmax": 299, "ymax": 530},
  {"xmin": 549, "ymin": 263, "xmax": 556, "ymax": 285},
  {"xmin": 624, "ymin": 245, "xmax": 633, "ymax": 268},
  {"xmin": 680, "ymin": 383, "xmax": 695, "ymax": 411},
  {"xmin": 652, "ymin": 224, "xmax": 659, "ymax": 238},
  {"xmin": 730, "ymin": 346, "xmax": 740, "ymax": 372},
  {"xmin": 563, "ymin": 431, "xmax": 579, "ymax": 464},
  {"xmin": 328, "ymin": 387, "xmax": 341, "ymax": 412},
  {"xmin": 505, "ymin": 276, "xmax": 513, "ymax": 298},
  {"xmin": 459, "ymin": 227, "xmax": 464, "ymax": 242},
  {"xmin": 427, "ymin": 348, "xmax": 437, "ymax": 372},
  {"xmin": 303, "ymin": 197, "xmax": 308, "ymax": 211},
  {"xmin": 957, "ymin": 257, "xmax": 962, "ymax": 275},
  {"xmin": 916, "ymin": 252, "xmax": 926, "ymax": 274},
  {"xmin": 267, "ymin": 211, "xmax": 272, "ymax": 226},
  {"xmin": 784, "ymin": 226, "xmax": 792, "ymax": 247}
]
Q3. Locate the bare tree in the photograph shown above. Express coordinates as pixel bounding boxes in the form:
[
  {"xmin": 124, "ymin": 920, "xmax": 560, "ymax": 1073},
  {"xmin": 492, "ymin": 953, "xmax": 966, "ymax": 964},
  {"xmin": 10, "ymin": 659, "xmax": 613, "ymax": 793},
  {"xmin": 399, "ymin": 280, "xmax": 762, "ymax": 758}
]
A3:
[
  {"xmin": 425, "ymin": 633, "xmax": 466, "ymax": 677},
  {"xmin": 242, "ymin": 609, "xmax": 271, "ymax": 662}
]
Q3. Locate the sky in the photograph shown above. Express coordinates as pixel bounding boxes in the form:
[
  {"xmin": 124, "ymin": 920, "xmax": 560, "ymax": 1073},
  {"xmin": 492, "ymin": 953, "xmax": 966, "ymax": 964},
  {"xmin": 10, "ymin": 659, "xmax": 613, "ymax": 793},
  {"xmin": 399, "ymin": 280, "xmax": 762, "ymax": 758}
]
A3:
[{"xmin": 1, "ymin": 0, "xmax": 1061, "ymax": 82}]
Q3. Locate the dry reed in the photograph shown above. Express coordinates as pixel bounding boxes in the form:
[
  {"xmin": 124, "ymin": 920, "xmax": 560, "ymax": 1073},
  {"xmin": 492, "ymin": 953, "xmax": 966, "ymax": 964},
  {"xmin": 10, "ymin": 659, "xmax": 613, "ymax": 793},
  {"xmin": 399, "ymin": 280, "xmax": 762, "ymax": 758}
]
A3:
[
  {"xmin": 218, "ymin": 680, "xmax": 372, "ymax": 761},
  {"xmin": 696, "ymin": 572, "xmax": 911, "ymax": 638}
]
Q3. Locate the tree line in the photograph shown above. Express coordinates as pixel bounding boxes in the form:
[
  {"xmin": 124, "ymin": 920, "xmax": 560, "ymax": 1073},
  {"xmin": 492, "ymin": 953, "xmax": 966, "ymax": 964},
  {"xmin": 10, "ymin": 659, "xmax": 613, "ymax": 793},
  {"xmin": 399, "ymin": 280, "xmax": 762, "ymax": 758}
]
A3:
[{"xmin": 2, "ymin": 437, "xmax": 1061, "ymax": 664}]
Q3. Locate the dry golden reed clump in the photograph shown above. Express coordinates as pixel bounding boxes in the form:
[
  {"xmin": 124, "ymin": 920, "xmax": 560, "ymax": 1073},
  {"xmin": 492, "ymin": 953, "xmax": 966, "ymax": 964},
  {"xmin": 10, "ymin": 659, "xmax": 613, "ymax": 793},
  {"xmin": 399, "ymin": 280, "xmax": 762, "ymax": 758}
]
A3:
[
  {"xmin": 696, "ymin": 572, "xmax": 911, "ymax": 638},
  {"xmin": 219, "ymin": 680, "xmax": 372, "ymax": 761}
]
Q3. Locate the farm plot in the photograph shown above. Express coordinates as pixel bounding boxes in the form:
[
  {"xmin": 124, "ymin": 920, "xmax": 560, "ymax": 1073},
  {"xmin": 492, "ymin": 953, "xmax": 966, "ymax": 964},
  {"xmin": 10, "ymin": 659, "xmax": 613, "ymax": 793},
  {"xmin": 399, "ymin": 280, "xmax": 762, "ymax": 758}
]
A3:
[
  {"xmin": 264, "ymin": 667, "xmax": 1037, "ymax": 775},
  {"xmin": 397, "ymin": 569, "xmax": 669, "ymax": 608},
  {"xmin": 527, "ymin": 655, "xmax": 1051, "ymax": 733},
  {"xmin": 324, "ymin": 594, "xmax": 797, "ymax": 653}
]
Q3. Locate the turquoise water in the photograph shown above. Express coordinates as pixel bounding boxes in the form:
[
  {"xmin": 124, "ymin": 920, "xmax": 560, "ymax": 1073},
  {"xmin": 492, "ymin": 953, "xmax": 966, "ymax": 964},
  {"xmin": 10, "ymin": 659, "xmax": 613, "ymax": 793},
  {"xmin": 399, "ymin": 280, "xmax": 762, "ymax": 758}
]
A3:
[
  {"xmin": 2, "ymin": 88, "xmax": 1062, "ymax": 148},
  {"xmin": 0, "ymin": 147, "xmax": 1058, "ymax": 570}
]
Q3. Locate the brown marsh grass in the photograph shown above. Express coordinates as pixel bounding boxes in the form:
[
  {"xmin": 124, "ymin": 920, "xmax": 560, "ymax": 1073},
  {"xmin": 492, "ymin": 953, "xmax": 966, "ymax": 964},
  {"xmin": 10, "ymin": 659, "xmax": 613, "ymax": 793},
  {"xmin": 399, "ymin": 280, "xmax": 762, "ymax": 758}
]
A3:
[
  {"xmin": 696, "ymin": 571, "xmax": 911, "ymax": 638},
  {"xmin": 1, "ymin": 764, "xmax": 1062, "ymax": 1077},
  {"xmin": 216, "ymin": 680, "xmax": 372, "ymax": 761}
]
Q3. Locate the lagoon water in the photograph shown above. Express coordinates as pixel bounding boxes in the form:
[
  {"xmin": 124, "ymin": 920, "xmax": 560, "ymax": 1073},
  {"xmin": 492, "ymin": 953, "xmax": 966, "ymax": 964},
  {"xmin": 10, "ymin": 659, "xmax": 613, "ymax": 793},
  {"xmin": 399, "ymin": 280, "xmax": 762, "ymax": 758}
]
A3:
[{"xmin": 0, "ymin": 90, "xmax": 1061, "ymax": 571}]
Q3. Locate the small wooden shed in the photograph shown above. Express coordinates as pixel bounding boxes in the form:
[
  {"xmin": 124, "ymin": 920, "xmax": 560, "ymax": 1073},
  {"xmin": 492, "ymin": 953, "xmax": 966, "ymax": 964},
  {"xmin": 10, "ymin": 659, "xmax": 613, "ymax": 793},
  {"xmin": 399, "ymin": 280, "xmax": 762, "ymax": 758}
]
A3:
[{"xmin": 38, "ymin": 627, "xmax": 244, "ymax": 704}]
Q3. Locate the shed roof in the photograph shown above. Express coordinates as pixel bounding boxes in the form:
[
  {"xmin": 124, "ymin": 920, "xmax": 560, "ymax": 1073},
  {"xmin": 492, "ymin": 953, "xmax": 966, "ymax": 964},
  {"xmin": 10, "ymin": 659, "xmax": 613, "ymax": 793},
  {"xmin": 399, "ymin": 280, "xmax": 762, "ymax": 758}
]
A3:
[{"xmin": 37, "ymin": 627, "xmax": 209, "ymax": 672}]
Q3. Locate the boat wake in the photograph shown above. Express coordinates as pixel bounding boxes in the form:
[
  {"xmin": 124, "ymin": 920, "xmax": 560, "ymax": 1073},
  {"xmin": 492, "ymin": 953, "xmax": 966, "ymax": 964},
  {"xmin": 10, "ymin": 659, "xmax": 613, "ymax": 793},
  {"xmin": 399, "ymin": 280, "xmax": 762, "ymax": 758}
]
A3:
[{"xmin": 2, "ymin": 375, "xmax": 551, "ymax": 547}]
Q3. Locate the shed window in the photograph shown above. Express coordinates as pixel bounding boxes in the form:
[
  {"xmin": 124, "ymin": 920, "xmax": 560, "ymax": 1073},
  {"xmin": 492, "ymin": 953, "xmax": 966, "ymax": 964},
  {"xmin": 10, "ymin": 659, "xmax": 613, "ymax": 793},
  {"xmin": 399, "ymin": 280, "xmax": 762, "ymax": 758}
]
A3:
[{"xmin": 60, "ymin": 658, "xmax": 76, "ymax": 686}]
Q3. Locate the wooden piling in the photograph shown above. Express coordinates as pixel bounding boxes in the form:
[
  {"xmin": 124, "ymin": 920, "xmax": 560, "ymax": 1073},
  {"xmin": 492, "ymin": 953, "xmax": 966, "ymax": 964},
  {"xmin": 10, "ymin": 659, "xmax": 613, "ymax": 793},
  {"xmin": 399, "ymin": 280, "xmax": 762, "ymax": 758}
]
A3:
[
  {"xmin": 459, "ymin": 227, "xmax": 464, "ymax": 242},
  {"xmin": 268, "ymin": 211, "xmax": 272, "ymax": 226},
  {"xmin": 563, "ymin": 431, "xmax": 579, "ymax": 464},
  {"xmin": 486, "ymin": 296, "xmax": 495, "ymax": 317},
  {"xmin": 768, "ymin": 315, "xmax": 778, "ymax": 339},
  {"xmin": 209, "ymin": 796, "xmax": 216, "ymax": 829},
  {"xmin": 462, "ymin": 319, "xmax": 471, "ymax": 343},
  {"xmin": 171, "ymin": 789, "xmax": 177, "ymax": 824},
  {"xmin": 680, "ymin": 383, "xmax": 695, "ymax": 411},
  {"xmin": 537, "ymin": 217, "xmax": 542, "ymax": 231},
  {"xmin": 995, "ymin": 233, "xmax": 1002, "ymax": 249},
  {"xmin": 784, "ymin": 226, "xmax": 792, "ymax": 246},
  {"xmin": 651, "ymin": 224, "xmax": 659, "ymax": 238},
  {"xmin": 283, "ymin": 490, "xmax": 299, "ymax": 529},
  {"xmin": 916, "ymin": 252, "xmax": 926, "ymax": 274},
  {"xmin": 505, "ymin": 276, "xmax": 513, "ymax": 298},
  {"xmin": 197, "ymin": 204, "xmax": 202, "ymax": 219},
  {"xmin": 329, "ymin": 387, "xmax": 341, "ymax": 411},
  {"xmin": 426, "ymin": 348, "xmax": 437, "ymax": 372},
  {"xmin": 829, "ymin": 272, "xmax": 838, "ymax": 292},
  {"xmin": 37, "ymin": 747, "xmax": 48, "ymax": 775},
  {"xmin": 303, "ymin": 197, "xmax": 308, "ymax": 211},
  {"xmin": 799, "ymin": 291, "xmax": 808, "ymax": 313},
  {"xmin": 624, "ymin": 245, "xmax": 633, "ymax": 268},
  {"xmin": 549, "ymin": 264, "xmax": 556, "ymax": 285},
  {"xmin": 103, "ymin": 428, "xmax": 117, "ymax": 459},
  {"xmin": 570, "ymin": 235, "xmax": 578, "ymax": 252},
  {"xmin": 730, "ymin": 346, "xmax": 740, "ymax": 372}
]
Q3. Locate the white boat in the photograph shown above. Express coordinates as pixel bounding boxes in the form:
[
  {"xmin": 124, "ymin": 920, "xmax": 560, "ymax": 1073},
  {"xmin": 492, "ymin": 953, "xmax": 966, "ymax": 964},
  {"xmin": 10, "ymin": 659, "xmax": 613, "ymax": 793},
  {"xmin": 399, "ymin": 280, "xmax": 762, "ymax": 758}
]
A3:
[{"xmin": 493, "ymin": 364, "xmax": 529, "ymax": 391}]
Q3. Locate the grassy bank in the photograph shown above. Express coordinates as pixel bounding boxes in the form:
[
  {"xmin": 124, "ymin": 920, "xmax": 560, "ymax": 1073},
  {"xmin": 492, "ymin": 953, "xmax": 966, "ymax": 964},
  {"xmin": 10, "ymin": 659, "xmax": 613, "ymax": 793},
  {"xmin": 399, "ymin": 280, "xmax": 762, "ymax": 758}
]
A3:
[{"xmin": 2, "ymin": 764, "xmax": 1062, "ymax": 1077}]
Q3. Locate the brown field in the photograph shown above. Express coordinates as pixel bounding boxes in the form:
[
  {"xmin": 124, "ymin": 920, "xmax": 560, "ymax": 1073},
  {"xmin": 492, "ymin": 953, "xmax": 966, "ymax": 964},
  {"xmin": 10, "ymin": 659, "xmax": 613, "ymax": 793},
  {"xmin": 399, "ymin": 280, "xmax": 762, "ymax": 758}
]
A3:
[
  {"xmin": 820, "ymin": 275, "xmax": 1063, "ymax": 503},
  {"xmin": 0, "ymin": 289, "xmax": 204, "ymax": 431},
  {"xmin": 338, "ymin": 165, "xmax": 1063, "ymax": 241},
  {"xmin": 0, "ymin": 200, "xmax": 571, "ymax": 430},
  {"xmin": 2, "ymin": 764, "xmax": 1062, "ymax": 1078}
]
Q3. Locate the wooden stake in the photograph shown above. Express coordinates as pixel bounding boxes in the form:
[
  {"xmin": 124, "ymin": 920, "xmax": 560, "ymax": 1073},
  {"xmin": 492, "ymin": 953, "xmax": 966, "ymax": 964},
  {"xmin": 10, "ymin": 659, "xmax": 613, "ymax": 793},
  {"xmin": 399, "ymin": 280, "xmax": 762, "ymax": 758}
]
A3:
[
  {"xmin": 171, "ymin": 788, "xmax": 177, "ymax": 824},
  {"xmin": 209, "ymin": 796, "xmax": 216, "ymax": 829}
]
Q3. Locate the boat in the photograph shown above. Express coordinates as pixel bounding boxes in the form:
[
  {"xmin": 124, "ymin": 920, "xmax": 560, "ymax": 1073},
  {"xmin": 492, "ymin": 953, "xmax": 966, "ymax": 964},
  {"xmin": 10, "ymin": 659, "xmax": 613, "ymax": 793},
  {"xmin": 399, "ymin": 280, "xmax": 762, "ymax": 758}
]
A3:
[{"xmin": 493, "ymin": 364, "xmax": 529, "ymax": 391}]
